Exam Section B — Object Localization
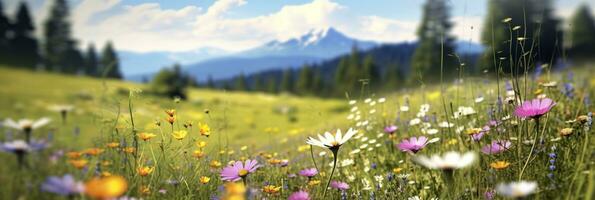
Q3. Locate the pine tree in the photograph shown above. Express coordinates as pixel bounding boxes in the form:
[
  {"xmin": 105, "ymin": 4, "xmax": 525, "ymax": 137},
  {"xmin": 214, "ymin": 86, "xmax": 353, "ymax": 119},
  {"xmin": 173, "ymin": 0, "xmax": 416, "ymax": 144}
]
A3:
[
  {"xmin": 480, "ymin": 0, "xmax": 536, "ymax": 74},
  {"xmin": 410, "ymin": 0, "xmax": 457, "ymax": 83},
  {"xmin": 384, "ymin": 62, "xmax": 403, "ymax": 90},
  {"xmin": 9, "ymin": 2, "xmax": 39, "ymax": 69},
  {"xmin": 266, "ymin": 77, "xmax": 277, "ymax": 94},
  {"xmin": 234, "ymin": 73, "xmax": 247, "ymax": 91},
  {"xmin": 311, "ymin": 67, "xmax": 324, "ymax": 95},
  {"xmin": 84, "ymin": 44, "xmax": 99, "ymax": 76},
  {"xmin": 280, "ymin": 68, "xmax": 294, "ymax": 93},
  {"xmin": 150, "ymin": 63, "xmax": 188, "ymax": 99},
  {"xmin": 100, "ymin": 42, "xmax": 122, "ymax": 79},
  {"xmin": 252, "ymin": 75, "xmax": 264, "ymax": 91},
  {"xmin": 295, "ymin": 64, "xmax": 312, "ymax": 95},
  {"xmin": 44, "ymin": 0, "xmax": 80, "ymax": 72},
  {"xmin": 568, "ymin": 4, "xmax": 595, "ymax": 60},
  {"xmin": 362, "ymin": 55, "xmax": 380, "ymax": 87},
  {"xmin": 206, "ymin": 75, "xmax": 215, "ymax": 88},
  {"xmin": 0, "ymin": 0, "xmax": 10, "ymax": 65},
  {"xmin": 533, "ymin": 0, "xmax": 563, "ymax": 65}
]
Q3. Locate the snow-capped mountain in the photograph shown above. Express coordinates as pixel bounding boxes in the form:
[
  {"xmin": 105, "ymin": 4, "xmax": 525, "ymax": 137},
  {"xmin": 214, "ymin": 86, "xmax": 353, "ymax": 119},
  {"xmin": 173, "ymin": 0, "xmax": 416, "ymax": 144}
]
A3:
[
  {"xmin": 183, "ymin": 27, "xmax": 378, "ymax": 81},
  {"xmin": 239, "ymin": 27, "xmax": 378, "ymax": 58},
  {"xmin": 120, "ymin": 47, "xmax": 229, "ymax": 78}
]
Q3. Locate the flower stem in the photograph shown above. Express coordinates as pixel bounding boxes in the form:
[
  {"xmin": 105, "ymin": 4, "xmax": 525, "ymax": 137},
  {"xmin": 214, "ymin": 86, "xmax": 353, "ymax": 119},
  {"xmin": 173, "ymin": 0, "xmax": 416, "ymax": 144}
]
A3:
[
  {"xmin": 310, "ymin": 145, "xmax": 319, "ymax": 172},
  {"xmin": 519, "ymin": 118, "xmax": 540, "ymax": 180},
  {"xmin": 323, "ymin": 149, "xmax": 338, "ymax": 198}
]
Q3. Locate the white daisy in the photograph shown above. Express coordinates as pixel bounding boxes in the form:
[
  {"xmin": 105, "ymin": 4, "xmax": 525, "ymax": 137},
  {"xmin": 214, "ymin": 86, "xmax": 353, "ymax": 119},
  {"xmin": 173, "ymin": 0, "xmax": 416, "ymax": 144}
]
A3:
[
  {"xmin": 306, "ymin": 128, "xmax": 357, "ymax": 149},
  {"xmin": 496, "ymin": 181, "xmax": 537, "ymax": 198},
  {"xmin": 3, "ymin": 118, "xmax": 51, "ymax": 132},
  {"xmin": 409, "ymin": 118, "xmax": 421, "ymax": 126},
  {"xmin": 412, "ymin": 151, "xmax": 476, "ymax": 170},
  {"xmin": 438, "ymin": 121, "xmax": 454, "ymax": 128},
  {"xmin": 48, "ymin": 104, "xmax": 74, "ymax": 113},
  {"xmin": 378, "ymin": 98, "xmax": 386, "ymax": 103},
  {"xmin": 400, "ymin": 106, "xmax": 410, "ymax": 112}
]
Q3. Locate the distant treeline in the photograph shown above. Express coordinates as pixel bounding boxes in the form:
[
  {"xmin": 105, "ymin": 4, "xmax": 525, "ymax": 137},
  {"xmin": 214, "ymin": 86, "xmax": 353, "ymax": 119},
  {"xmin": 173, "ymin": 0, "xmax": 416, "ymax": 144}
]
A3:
[
  {"xmin": 0, "ymin": 0, "xmax": 122, "ymax": 79},
  {"xmin": 208, "ymin": 0, "xmax": 595, "ymax": 97}
]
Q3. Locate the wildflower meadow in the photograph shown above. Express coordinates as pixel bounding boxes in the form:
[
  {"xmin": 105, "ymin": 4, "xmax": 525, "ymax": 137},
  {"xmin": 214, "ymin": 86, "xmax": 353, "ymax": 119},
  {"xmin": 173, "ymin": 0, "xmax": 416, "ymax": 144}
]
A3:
[{"xmin": 1, "ymin": 0, "xmax": 595, "ymax": 199}]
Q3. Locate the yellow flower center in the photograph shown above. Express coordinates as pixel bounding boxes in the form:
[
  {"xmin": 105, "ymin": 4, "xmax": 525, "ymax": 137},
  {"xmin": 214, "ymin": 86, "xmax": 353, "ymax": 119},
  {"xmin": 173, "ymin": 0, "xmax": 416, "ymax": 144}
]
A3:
[{"xmin": 238, "ymin": 169, "xmax": 249, "ymax": 177}]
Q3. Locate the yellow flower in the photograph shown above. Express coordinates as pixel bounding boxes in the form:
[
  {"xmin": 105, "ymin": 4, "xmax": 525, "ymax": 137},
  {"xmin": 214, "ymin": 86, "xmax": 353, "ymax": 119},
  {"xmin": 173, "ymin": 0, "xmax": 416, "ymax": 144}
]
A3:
[
  {"xmin": 85, "ymin": 176, "xmax": 128, "ymax": 200},
  {"xmin": 308, "ymin": 180, "xmax": 321, "ymax": 186},
  {"xmin": 199, "ymin": 123, "xmax": 211, "ymax": 137},
  {"xmin": 447, "ymin": 139, "xmax": 458, "ymax": 145},
  {"xmin": 297, "ymin": 145, "xmax": 310, "ymax": 152},
  {"xmin": 490, "ymin": 161, "xmax": 510, "ymax": 170},
  {"xmin": 123, "ymin": 147, "xmax": 135, "ymax": 154},
  {"xmin": 140, "ymin": 185, "xmax": 151, "ymax": 195},
  {"xmin": 210, "ymin": 160, "xmax": 222, "ymax": 168},
  {"xmin": 222, "ymin": 182, "xmax": 246, "ymax": 200},
  {"xmin": 262, "ymin": 185, "xmax": 281, "ymax": 195},
  {"xmin": 193, "ymin": 150, "xmax": 205, "ymax": 158},
  {"xmin": 172, "ymin": 130, "xmax": 188, "ymax": 140},
  {"xmin": 465, "ymin": 128, "xmax": 483, "ymax": 135},
  {"xmin": 560, "ymin": 128, "xmax": 574, "ymax": 137},
  {"xmin": 199, "ymin": 176, "xmax": 210, "ymax": 184},
  {"xmin": 69, "ymin": 159, "xmax": 88, "ymax": 169},
  {"xmin": 196, "ymin": 141, "xmax": 207, "ymax": 148},
  {"xmin": 106, "ymin": 142, "xmax": 120, "ymax": 148},
  {"xmin": 99, "ymin": 172, "xmax": 111, "ymax": 177},
  {"xmin": 102, "ymin": 161, "xmax": 112, "ymax": 166},
  {"xmin": 393, "ymin": 167, "xmax": 403, "ymax": 173},
  {"xmin": 165, "ymin": 109, "xmax": 175, "ymax": 117},
  {"xmin": 84, "ymin": 148, "xmax": 104, "ymax": 156},
  {"xmin": 137, "ymin": 166, "xmax": 154, "ymax": 177},
  {"xmin": 240, "ymin": 146, "xmax": 248, "ymax": 151},
  {"xmin": 139, "ymin": 132, "xmax": 157, "ymax": 141}
]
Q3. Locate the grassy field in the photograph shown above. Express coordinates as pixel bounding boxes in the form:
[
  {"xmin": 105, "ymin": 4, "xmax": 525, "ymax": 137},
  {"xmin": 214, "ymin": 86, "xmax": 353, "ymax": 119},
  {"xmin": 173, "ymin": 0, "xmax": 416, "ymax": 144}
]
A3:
[{"xmin": 1, "ymin": 66, "xmax": 594, "ymax": 199}]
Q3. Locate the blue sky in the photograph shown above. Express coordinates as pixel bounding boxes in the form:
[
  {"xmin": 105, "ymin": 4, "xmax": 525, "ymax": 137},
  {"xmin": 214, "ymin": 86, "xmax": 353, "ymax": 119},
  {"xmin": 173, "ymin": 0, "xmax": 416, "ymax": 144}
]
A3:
[{"xmin": 4, "ymin": 0, "xmax": 594, "ymax": 53}]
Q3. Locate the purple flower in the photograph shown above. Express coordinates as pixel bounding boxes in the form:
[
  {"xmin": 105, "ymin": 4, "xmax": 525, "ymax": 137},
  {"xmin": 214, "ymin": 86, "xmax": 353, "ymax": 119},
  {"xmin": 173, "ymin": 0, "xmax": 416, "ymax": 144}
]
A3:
[
  {"xmin": 471, "ymin": 126, "xmax": 490, "ymax": 142},
  {"xmin": 288, "ymin": 191, "xmax": 311, "ymax": 200},
  {"xmin": 481, "ymin": 140, "xmax": 512, "ymax": 154},
  {"xmin": 384, "ymin": 125, "xmax": 398, "ymax": 134},
  {"xmin": 330, "ymin": 181, "xmax": 349, "ymax": 191},
  {"xmin": 514, "ymin": 98, "xmax": 555, "ymax": 118},
  {"xmin": 41, "ymin": 174, "xmax": 84, "ymax": 196},
  {"xmin": 298, "ymin": 168, "xmax": 318, "ymax": 178},
  {"xmin": 220, "ymin": 159, "xmax": 260, "ymax": 182},
  {"xmin": 397, "ymin": 136, "xmax": 428, "ymax": 153}
]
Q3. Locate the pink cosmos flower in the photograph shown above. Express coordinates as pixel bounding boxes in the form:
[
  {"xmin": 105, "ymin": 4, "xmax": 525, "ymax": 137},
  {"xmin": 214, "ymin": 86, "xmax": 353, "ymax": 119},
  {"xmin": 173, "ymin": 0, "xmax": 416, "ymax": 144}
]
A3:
[
  {"xmin": 514, "ymin": 98, "xmax": 555, "ymax": 118},
  {"xmin": 397, "ymin": 136, "xmax": 428, "ymax": 153},
  {"xmin": 330, "ymin": 181, "xmax": 349, "ymax": 191},
  {"xmin": 481, "ymin": 140, "xmax": 512, "ymax": 155},
  {"xmin": 384, "ymin": 125, "xmax": 398, "ymax": 134},
  {"xmin": 288, "ymin": 191, "xmax": 311, "ymax": 200},
  {"xmin": 299, "ymin": 168, "xmax": 318, "ymax": 178},
  {"xmin": 220, "ymin": 159, "xmax": 260, "ymax": 182}
]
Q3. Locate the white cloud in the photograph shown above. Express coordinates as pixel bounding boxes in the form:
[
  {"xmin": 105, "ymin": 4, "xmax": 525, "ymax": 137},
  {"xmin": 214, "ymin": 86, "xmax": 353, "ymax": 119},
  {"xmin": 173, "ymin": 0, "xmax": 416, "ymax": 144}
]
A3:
[{"xmin": 451, "ymin": 16, "xmax": 483, "ymax": 43}]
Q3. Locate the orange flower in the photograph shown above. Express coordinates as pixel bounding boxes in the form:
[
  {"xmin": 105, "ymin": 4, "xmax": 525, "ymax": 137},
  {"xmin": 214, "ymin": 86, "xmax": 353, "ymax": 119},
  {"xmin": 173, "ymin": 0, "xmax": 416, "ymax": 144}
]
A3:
[
  {"xmin": 106, "ymin": 142, "xmax": 120, "ymax": 148},
  {"xmin": 193, "ymin": 150, "xmax": 205, "ymax": 159},
  {"xmin": 123, "ymin": 147, "xmax": 135, "ymax": 154},
  {"xmin": 262, "ymin": 185, "xmax": 281, "ymax": 195},
  {"xmin": 166, "ymin": 116, "xmax": 175, "ymax": 125},
  {"xmin": 138, "ymin": 132, "xmax": 157, "ymax": 141},
  {"xmin": 84, "ymin": 148, "xmax": 104, "ymax": 156},
  {"xmin": 85, "ymin": 176, "xmax": 128, "ymax": 200},
  {"xmin": 137, "ymin": 166, "xmax": 154, "ymax": 177},
  {"xmin": 67, "ymin": 151, "xmax": 82, "ymax": 159},
  {"xmin": 490, "ymin": 161, "xmax": 510, "ymax": 170},
  {"xmin": 165, "ymin": 109, "xmax": 175, "ymax": 117},
  {"xmin": 69, "ymin": 159, "xmax": 88, "ymax": 169}
]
